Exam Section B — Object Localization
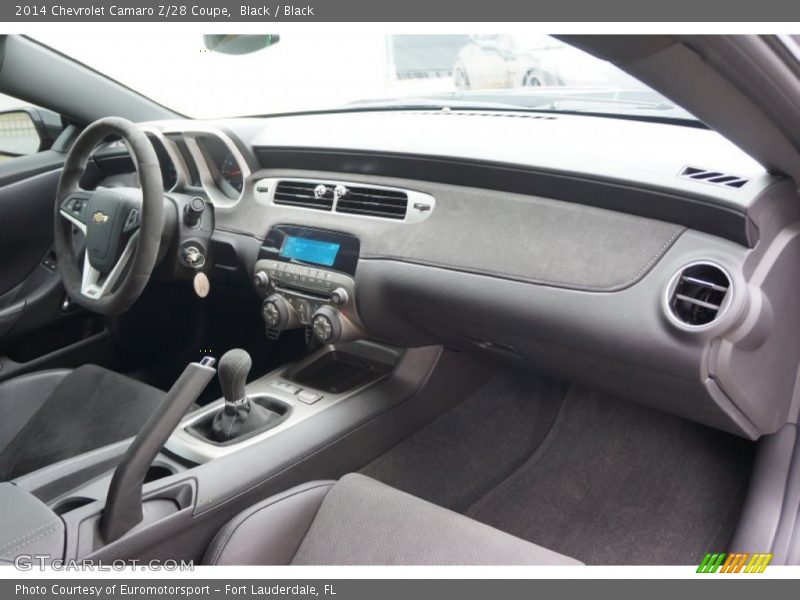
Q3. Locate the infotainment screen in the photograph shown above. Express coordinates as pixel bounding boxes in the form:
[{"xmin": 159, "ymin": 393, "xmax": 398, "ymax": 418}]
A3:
[{"xmin": 279, "ymin": 236, "xmax": 341, "ymax": 267}]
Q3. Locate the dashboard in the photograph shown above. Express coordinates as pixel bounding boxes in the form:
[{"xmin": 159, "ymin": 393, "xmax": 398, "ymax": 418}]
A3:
[{"xmin": 93, "ymin": 110, "xmax": 800, "ymax": 443}]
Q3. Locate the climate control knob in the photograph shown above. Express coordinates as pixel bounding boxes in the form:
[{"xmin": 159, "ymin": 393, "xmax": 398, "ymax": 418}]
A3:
[
  {"xmin": 311, "ymin": 306, "xmax": 342, "ymax": 344},
  {"xmin": 261, "ymin": 294, "xmax": 299, "ymax": 330},
  {"xmin": 262, "ymin": 300, "xmax": 280, "ymax": 328}
]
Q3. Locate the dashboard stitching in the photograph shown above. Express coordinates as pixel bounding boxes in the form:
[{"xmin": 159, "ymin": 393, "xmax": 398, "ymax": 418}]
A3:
[{"xmin": 359, "ymin": 227, "xmax": 686, "ymax": 292}]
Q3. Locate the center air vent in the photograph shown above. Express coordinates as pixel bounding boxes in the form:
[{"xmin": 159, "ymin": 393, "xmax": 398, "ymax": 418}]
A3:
[
  {"xmin": 335, "ymin": 186, "xmax": 408, "ymax": 220},
  {"xmin": 667, "ymin": 263, "xmax": 732, "ymax": 328},
  {"xmin": 255, "ymin": 178, "xmax": 435, "ymax": 223},
  {"xmin": 273, "ymin": 181, "xmax": 334, "ymax": 211}
]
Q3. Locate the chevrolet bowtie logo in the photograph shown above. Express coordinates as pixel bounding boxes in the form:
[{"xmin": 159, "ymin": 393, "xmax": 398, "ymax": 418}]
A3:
[{"xmin": 92, "ymin": 211, "xmax": 109, "ymax": 224}]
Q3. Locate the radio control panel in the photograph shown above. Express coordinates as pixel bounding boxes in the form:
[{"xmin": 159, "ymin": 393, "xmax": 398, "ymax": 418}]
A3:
[
  {"xmin": 255, "ymin": 260, "xmax": 352, "ymax": 296},
  {"xmin": 252, "ymin": 226, "xmax": 364, "ymax": 344}
]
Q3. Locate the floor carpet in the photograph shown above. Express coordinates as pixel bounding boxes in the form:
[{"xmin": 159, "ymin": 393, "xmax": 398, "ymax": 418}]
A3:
[{"xmin": 361, "ymin": 371, "xmax": 755, "ymax": 565}]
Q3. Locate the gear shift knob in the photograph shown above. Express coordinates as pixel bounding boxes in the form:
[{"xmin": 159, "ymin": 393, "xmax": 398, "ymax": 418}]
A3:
[
  {"xmin": 218, "ymin": 349, "xmax": 252, "ymax": 407},
  {"xmin": 212, "ymin": 348, "xmax": 280, "ymax": 443}
]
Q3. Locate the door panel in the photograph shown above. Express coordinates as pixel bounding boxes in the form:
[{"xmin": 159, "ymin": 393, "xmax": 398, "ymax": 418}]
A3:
[
  {"xmin": 0, "ymin": 148, "xmax": 80, "ymax": 364},
  {"xmin": 0, "ymin": 167, "xmax": 60, "ymax": 295},
  {"xmin": 0, "ymin": 142, "xmax": 128, "ymax": 384}
]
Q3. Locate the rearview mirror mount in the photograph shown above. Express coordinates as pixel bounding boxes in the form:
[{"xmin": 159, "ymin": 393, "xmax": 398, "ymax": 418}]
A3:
[{"xmin": 203, "ymin": 34, "xmax": 280, "ymax": 55}]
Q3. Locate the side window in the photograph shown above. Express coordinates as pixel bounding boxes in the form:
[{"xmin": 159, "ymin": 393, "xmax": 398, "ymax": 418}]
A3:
[{"xmin": 0, "ymin": 93, "xmax": 63, "ymax": 162}]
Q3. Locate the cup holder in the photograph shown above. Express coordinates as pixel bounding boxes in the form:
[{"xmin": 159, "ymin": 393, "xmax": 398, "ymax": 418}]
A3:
[
  {"xmin": 49, "ymin": 464, "xmax": 177, "ymax": 515},
  {"xmin": 144, "ymin": 464, "xmax": 176, "ymax": 483},
  {"xmin": 52, "ymin": 496, "xmax": 94, "ymax": 515}
]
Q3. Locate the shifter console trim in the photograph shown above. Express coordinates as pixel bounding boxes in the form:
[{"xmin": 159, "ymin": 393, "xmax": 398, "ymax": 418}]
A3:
[{"xmin": 164, "ymin": 341, "xmax": 401, "ymax": 463}]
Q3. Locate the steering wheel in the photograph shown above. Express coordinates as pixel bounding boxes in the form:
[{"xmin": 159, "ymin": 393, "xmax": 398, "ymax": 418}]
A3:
[{"xmin": 54, "ymin": 117, "xmax": 164, "ymax": 316}]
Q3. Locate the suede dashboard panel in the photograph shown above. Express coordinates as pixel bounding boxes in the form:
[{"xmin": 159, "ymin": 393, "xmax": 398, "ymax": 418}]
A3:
[{"xmin": 217, "ymin": 170, "xmax": 686, "ymax": 292}]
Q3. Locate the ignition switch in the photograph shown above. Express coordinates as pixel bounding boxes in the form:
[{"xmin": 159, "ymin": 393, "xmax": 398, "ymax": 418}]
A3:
[{"xmin": 182, "ymin": 245, "xmax": 206, "ymax": 269}]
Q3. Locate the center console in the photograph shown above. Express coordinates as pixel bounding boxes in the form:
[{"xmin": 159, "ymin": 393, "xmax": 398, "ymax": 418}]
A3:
[
  {"xmin": 159, "ymin": 223, "xmax": 386, "ymax": 462},
  {"xmin": 252, "ymin": 225, "xmax": 366, "ymax": 344},
  {"xmin": 4, "ymin": 339, "xmax": 462, "ymax": 565},
  {"xmin": 164, "ymin": 340, "xmax": 398, "ymax": 462}
]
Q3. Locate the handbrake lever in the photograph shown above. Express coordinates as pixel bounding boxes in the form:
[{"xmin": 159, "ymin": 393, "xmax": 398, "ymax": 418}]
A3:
[{"xmin": 100, "ymin": 356, "xmax": 217, "ymax": 543}]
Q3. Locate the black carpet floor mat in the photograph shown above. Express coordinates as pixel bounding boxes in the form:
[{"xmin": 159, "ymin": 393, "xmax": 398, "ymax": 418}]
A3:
[
  {"xmin": 361, "ymin": 372, "xmax": 755, "ymax": 565},
  {"xmin": 361, "ymin": 371, "xmax": 567, "ymax": 513}
]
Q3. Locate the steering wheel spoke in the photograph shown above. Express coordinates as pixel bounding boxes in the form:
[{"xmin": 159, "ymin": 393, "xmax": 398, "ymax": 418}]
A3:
[
  {"xmin": 122, "ymin": 207, "xmax": 141, "ymax": 234},
  {"xmin": 80, "ymin": 230, "xmax": 139, "ymax": 300},
  {"xmin": 59, "ymin": 191, "xmax": 93, "ymax": 232}
]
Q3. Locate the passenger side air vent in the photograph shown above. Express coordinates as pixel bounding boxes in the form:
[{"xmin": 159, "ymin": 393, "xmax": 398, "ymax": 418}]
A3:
[
  {"xmin": 667, "ymin": 263, "xmax": 732, "ymax": 328},
  {"xmin": 273, "ymin": 181, "xmax": 334, "ymax": 211},
  {"xmin": 679, "ymin": 166, "xmax": 749, "ymax": 189},
  {"xmin": 335, "ymin": 186, "xmax": 408, "ymax": 220}
]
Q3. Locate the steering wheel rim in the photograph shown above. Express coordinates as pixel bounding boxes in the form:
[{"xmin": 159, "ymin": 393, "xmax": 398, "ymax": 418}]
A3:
[{"xmin": 54, "ymin": 117, "xmax": 164, "ymax": 316}]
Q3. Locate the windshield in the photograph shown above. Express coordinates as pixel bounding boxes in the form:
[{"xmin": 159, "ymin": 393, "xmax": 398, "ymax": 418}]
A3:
[{"xmin": 32, "ymin": 33, "xmax": 696, "ymax": 121}]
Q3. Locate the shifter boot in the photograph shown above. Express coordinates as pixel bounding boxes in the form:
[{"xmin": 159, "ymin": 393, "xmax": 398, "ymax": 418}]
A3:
[{"xmin": 211, "ymin": 400, "xmax": 280, "ymax": 442}]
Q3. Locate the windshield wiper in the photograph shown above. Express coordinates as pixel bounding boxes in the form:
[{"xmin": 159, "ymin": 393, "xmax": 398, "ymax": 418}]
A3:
[
  {"xmin": 345, "ymin": 89, "xmax": 694, "ymax": 119},
  {"xmin": 257, "ymin": 88, "xmax": 700, "ymax": 127},
  {"xmin": 537, "ymin": 96, "xmax": 677, "ymax": 111},
  {"xmin": 345, "ymin": 96, "xmax": 526, "ymax": 111},
  {"xmin": 442, "ymin": 88, "xmax": 679, "ymax": 110}
]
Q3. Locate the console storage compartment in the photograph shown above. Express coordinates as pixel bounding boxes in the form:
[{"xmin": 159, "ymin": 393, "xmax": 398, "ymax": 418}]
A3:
[{"xmin": 286, "ymin": 344, "xmax": 394, "ymax": 394}]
